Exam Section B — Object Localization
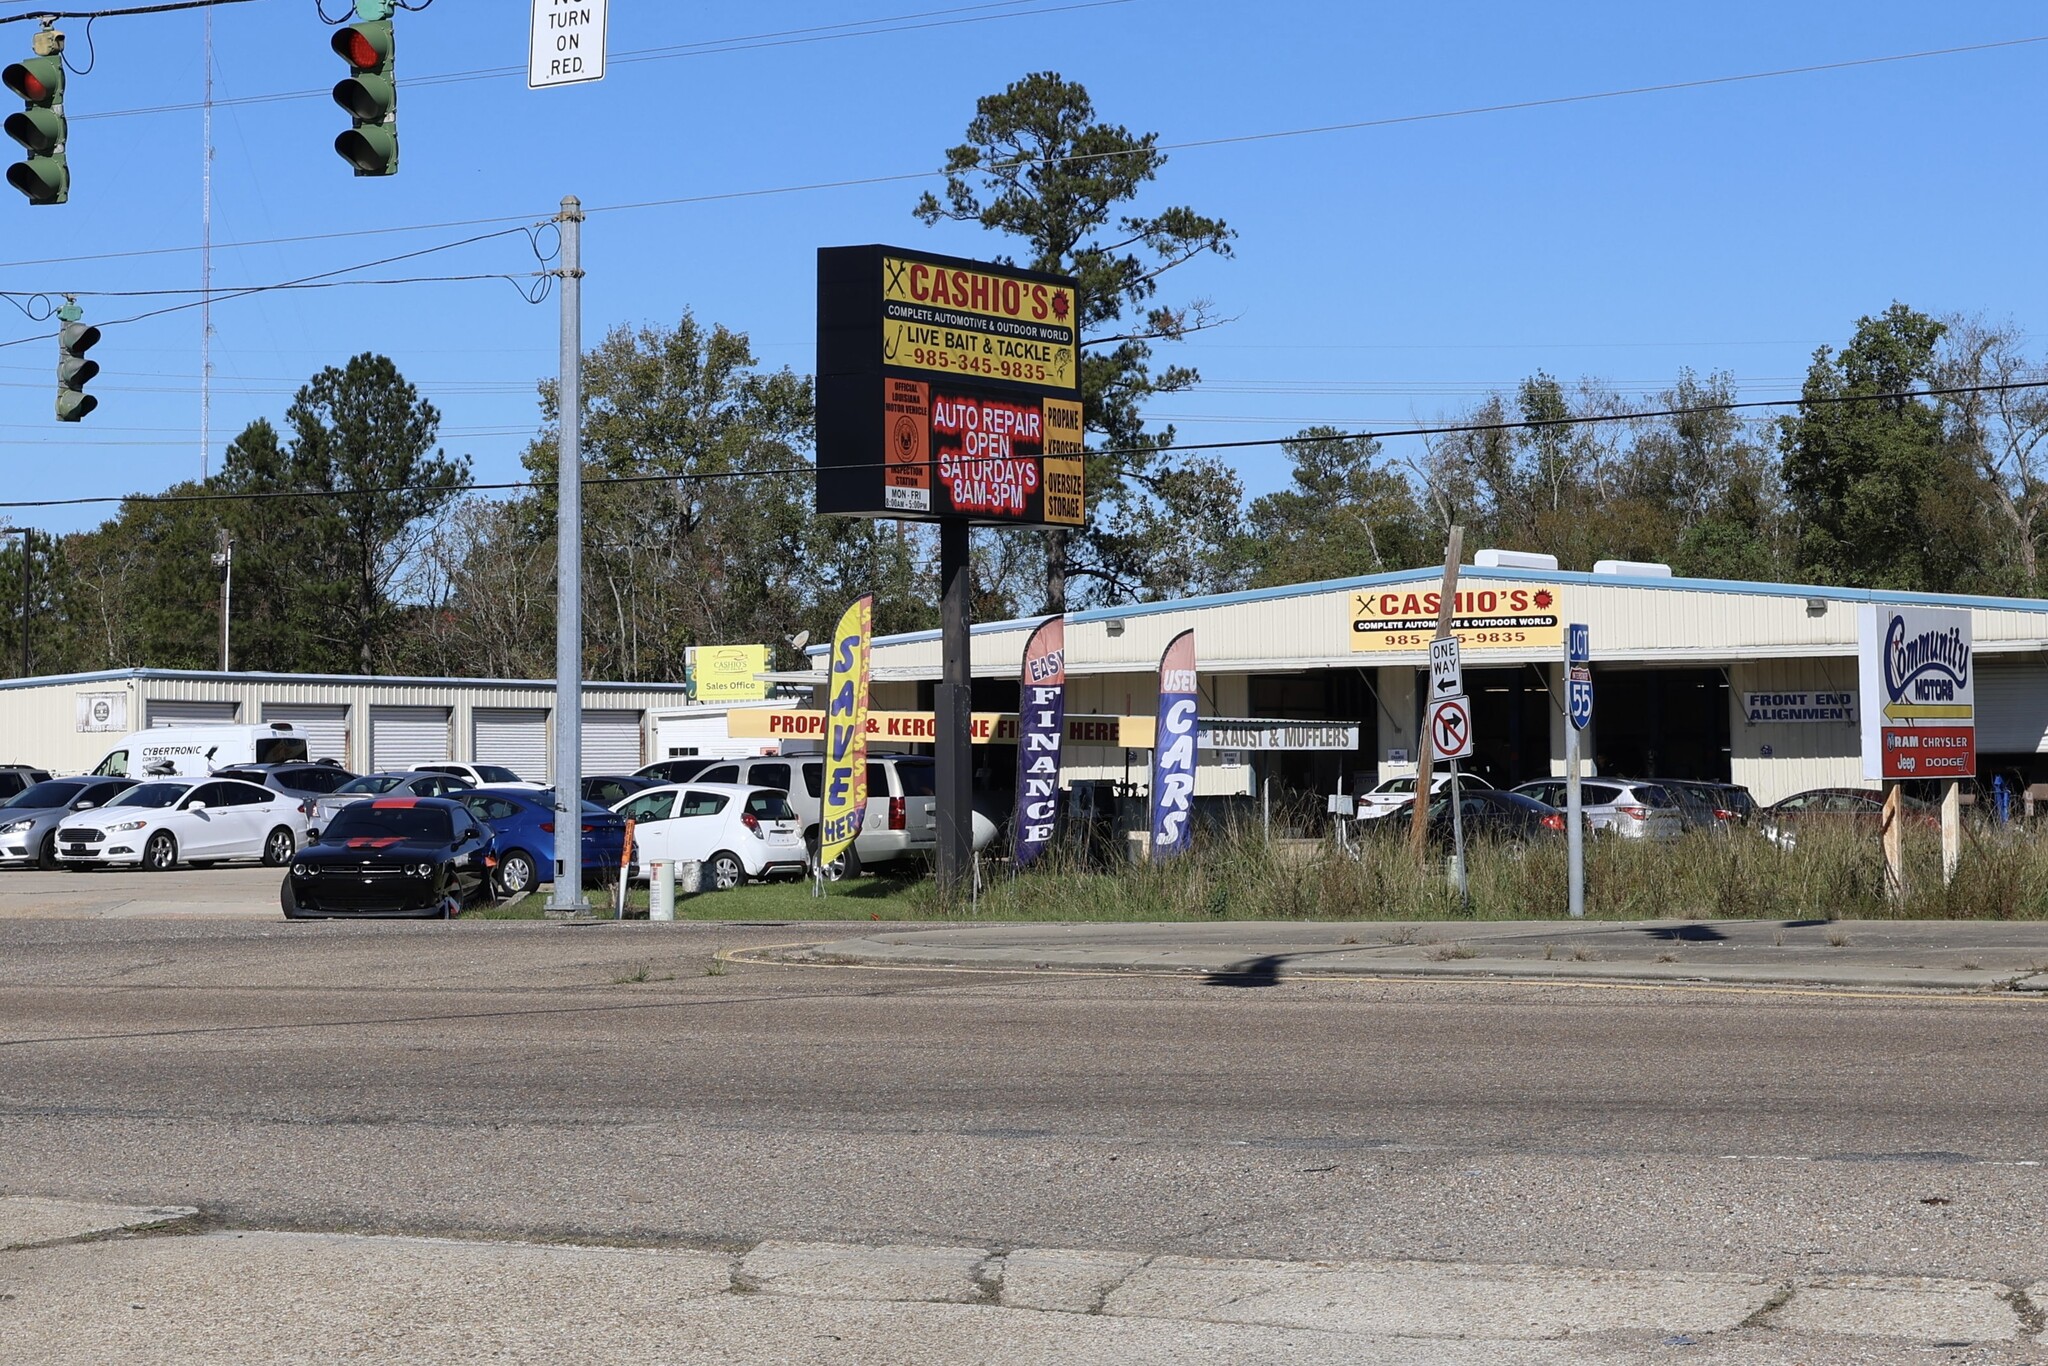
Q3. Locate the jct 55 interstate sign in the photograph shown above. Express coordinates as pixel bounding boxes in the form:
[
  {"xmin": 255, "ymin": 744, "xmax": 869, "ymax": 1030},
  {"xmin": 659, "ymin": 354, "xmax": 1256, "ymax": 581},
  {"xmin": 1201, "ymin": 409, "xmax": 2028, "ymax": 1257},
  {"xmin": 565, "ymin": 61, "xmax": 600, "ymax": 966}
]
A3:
[{"xmin": 817, "ymin": 246, "xmax": 1084, "ymax": 526}]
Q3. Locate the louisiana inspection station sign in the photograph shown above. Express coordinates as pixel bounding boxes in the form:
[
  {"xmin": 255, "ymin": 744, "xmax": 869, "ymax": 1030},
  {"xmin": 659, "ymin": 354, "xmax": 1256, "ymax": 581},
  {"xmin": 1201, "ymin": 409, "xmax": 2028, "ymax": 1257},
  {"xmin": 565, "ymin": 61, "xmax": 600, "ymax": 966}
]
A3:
[{"xmin": 817, "ymin": 246, "xmax": 1084, "ymax": 526}]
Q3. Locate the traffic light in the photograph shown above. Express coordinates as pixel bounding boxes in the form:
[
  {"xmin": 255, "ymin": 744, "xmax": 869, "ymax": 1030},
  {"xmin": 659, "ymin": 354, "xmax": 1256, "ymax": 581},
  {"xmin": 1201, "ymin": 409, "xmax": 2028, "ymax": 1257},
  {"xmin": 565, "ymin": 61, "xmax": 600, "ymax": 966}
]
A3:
[
  {"xmin": 331, "ymin": 0, "xmax": 397, "ymax": 176},
  {"xmin": 56, "ymin": 299, "xmax": 98, "ymax": 423},
  {"xmin": 3, "ymin": 28, "xmax": 67, "ymax": 205}
]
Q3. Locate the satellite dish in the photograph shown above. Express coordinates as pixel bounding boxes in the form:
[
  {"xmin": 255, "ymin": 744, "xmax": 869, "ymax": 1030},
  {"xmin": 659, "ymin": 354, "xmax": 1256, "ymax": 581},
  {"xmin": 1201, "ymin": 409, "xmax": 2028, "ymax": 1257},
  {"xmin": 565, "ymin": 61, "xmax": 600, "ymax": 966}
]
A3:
[{"xmin": 786, "ymin": 630, "xmax": 811, "ymax": 653}]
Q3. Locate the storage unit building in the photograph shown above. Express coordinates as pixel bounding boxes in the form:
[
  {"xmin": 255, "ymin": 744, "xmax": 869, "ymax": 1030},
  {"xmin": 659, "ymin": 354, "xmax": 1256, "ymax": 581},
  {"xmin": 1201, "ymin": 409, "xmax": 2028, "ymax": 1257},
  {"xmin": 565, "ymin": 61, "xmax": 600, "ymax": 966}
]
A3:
[{"xmin": 0, "ymin": 669, "xmax": 692, "ymax": 781}]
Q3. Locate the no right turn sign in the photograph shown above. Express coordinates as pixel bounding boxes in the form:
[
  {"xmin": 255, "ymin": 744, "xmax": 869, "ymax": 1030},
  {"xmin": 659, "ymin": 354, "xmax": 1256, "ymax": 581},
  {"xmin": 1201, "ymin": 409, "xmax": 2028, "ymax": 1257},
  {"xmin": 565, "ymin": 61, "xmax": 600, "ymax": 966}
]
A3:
[{"xmin": 1427, "ymin": 695, "xmax": 1474, "ymax": 761}]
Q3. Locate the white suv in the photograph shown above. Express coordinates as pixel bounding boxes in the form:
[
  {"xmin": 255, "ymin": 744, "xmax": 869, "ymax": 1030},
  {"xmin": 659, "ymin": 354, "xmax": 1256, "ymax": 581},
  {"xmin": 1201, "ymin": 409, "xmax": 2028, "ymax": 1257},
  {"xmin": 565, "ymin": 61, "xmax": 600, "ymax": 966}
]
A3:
[{"xmin": 689, "ymin": 754, "xmax": 990, "ymax": 877}]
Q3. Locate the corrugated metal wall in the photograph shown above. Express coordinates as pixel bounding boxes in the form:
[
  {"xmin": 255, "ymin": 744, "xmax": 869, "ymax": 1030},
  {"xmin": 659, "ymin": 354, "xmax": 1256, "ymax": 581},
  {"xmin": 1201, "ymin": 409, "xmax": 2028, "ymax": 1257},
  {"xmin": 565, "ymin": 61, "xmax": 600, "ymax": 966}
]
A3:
[{"xmin": 0, "ymin": 674, "xmax": 684, "ymax": 777}]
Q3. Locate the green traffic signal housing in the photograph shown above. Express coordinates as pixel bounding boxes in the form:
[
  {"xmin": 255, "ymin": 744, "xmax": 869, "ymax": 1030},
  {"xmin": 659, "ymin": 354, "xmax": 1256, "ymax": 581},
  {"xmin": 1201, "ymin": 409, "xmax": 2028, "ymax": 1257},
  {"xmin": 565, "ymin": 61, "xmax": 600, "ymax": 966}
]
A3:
[
  {"xmin": 332, "ymin": 3, "xmax": 397, "ymax": 176},
  {"xmin": 3, "ymin": 29, "xmax": 67, "ymax": 205},
  {"xmin": 56, "ymin": 300, "xmax": 98, "ymax": 423}
]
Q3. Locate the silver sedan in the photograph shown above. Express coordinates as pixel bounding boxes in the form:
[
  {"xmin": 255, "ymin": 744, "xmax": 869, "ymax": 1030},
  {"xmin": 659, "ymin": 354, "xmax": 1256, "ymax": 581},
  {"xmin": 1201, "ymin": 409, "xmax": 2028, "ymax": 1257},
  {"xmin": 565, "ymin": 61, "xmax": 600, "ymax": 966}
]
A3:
[{"xmin": 0, "ymin": 777, "xmax": 139, "ymax": 869}]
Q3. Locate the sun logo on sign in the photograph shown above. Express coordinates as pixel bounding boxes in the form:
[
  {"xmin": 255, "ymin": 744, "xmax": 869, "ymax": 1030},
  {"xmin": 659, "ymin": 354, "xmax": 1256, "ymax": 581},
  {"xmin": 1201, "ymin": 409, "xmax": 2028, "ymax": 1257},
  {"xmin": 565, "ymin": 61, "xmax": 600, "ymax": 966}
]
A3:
[
  {"xmin": 1051, "ymin": 292, "xmax": 1070, "ymax": 322},
  {"xmin": 1533, "ymin": 589, "xmax": 1554, "ymax": 608}
]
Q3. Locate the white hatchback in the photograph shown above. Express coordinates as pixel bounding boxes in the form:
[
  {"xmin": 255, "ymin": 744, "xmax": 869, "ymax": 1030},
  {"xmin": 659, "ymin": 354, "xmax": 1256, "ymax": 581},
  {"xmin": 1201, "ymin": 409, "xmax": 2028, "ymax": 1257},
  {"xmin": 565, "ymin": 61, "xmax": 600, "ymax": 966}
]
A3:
[
  {"xmin": 613, "ymin": 782, "xmax": 806, "ymax": 890},
  {"xmin": 54, "ymin": 777, "xmax": 310, "ymax": 871}
]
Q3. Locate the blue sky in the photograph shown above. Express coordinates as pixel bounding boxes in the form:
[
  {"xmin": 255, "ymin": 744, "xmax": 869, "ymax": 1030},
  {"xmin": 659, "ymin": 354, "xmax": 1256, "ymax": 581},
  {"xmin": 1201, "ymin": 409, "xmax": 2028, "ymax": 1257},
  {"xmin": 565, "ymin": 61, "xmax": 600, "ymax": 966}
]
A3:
[{"xmin": 1, "ymin": 0, "xmax": 2044, "ymax": 535}]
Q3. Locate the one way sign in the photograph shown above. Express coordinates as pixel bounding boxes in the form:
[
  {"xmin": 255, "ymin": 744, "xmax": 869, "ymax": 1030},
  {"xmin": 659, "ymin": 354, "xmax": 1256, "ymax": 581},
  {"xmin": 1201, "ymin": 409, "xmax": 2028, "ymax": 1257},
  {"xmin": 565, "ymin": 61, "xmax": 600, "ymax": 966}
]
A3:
[{"xmin": 1429, "ymin": 637, "xmax": 1463, "ymax": 699}]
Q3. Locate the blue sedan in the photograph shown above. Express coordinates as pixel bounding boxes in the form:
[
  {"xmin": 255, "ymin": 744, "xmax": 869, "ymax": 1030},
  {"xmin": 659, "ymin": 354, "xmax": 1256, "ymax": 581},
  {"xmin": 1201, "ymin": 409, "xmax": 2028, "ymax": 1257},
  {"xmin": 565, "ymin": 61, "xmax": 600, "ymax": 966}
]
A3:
[{"xmin": 457, "ymin": 787, "xmax": 627, "ymax": 896}]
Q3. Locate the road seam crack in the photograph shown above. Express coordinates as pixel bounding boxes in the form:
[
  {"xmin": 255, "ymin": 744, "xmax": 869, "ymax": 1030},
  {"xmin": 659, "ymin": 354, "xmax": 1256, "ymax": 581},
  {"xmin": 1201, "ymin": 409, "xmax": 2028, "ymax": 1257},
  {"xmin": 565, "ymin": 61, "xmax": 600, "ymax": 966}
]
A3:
[{"xmin": 1738, "ymin": 1282, "xmax": 1795, "ymax": 1329}]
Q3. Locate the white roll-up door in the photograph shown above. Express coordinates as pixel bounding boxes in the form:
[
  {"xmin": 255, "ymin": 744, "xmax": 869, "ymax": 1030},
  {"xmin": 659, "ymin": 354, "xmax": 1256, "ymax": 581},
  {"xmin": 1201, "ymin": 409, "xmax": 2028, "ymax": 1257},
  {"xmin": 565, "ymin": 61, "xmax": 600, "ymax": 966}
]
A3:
[
  {"xmin": 1976, "ymin": 662, "xmax": 2048, "ymax": 753},
  {"xmin": 370, "ymin": 705, "xmax": 451, "ymax": 771},
  {"xmin": 261, "ymin": 703, "xmax": 349, "ymax": 765},
  {"xmin": 580, "ymin": 710, "xmax": 644, "ymax": 773},
  {"xmin": 474, "ymin": 708, "xmax": 550, "ymax": 782},
  {"xmin": 148, "ymin": 700, "xmax": 238, "ymax": 727}
]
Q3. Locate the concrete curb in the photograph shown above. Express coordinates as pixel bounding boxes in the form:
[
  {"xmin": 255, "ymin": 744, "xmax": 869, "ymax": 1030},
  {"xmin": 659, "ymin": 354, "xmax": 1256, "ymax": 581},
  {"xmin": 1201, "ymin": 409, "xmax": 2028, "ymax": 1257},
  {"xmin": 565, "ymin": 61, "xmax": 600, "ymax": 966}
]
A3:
[{"xmin": 758, "ymin": 946, "xmax": 2048, "ymax": 994}]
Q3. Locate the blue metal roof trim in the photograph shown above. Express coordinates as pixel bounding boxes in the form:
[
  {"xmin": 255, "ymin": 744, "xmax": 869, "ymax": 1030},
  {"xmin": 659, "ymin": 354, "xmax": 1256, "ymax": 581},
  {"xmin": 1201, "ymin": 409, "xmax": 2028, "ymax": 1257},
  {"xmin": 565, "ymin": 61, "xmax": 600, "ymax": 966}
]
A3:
[
  {"xmin": 0, "ymin": 667, "xmax": 697, "ymax": 694},
  {"xmin": 855, "ymin": 566, "xmax": 2048, "ymax": 652}
]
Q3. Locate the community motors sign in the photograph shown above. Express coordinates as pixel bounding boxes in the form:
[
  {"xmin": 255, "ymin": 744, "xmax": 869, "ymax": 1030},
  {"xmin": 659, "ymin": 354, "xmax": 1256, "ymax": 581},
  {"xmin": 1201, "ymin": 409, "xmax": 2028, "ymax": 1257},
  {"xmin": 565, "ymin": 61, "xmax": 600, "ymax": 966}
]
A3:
[{"xmin": 1857, "ymin": 604, "xmax": 1975, "ymax": 780}]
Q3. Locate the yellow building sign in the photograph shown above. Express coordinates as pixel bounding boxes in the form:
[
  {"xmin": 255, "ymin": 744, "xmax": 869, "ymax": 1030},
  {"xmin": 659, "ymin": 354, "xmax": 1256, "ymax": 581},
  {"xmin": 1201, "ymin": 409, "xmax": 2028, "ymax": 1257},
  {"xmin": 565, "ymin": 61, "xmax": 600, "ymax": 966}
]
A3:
[
  {"xmin": 693, "ymin": 644, "xmax": 769, "ymax": 702},
  {"xmin": 1349, "ymin": 584, "xmax": 1565, "ymax": 652}
]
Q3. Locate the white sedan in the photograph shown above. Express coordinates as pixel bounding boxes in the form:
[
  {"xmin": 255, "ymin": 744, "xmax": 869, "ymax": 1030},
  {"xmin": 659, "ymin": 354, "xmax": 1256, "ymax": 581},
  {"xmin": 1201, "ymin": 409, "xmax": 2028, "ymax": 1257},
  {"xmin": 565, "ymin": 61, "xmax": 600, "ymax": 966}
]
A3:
[
  {"xmin": 1357, "ymin": 770, "xmax": 1494, "ymax": 819},
  {"xmin": 612, "ymin": 782, "xmax": 806, "ymax": 890},
  {"xmin": 55, "ymin": 777, "xmax": 310, "ymax": 871}
]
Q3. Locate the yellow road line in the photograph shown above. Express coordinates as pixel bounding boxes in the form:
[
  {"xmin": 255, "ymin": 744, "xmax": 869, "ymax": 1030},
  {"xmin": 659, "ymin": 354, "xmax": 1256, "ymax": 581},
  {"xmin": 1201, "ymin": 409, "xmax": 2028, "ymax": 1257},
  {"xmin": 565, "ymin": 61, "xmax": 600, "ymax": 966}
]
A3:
[{"xmin": 713, "ymin": 943, "xmax": 2044, "ymax": 1005}]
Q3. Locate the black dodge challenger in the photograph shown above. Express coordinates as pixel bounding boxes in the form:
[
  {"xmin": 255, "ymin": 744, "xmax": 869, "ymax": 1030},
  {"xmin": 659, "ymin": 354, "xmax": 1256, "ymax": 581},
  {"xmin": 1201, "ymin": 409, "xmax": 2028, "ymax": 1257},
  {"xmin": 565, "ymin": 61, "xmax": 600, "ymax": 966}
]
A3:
[{"xmin": 281, "ymin": 797, "xmax": 495, "ymax": 919}]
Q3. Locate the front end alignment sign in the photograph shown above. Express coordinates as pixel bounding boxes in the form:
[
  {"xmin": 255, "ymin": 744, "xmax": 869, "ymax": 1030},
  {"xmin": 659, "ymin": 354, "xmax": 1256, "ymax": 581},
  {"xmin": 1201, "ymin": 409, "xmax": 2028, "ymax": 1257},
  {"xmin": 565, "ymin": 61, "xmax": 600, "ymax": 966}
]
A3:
[{"xmin": 817, "ymin": 245, "xmax": 1083, "ymax": 526}]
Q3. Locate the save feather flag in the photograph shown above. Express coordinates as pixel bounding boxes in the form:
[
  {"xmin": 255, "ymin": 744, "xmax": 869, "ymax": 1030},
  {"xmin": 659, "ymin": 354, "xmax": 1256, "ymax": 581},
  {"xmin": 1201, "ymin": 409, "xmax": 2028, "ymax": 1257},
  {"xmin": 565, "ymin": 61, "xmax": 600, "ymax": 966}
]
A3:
[
  {"xmin": 1149, "ymin": 629, "xmax": 1198, "ymax": 860},
  {"xmin": 818, "ymin": 594, "xmax": 874, "ymax": 871},
  {"xmin": 1011, "ymin": 615, "xmax": 1066, "ymax": 868}
]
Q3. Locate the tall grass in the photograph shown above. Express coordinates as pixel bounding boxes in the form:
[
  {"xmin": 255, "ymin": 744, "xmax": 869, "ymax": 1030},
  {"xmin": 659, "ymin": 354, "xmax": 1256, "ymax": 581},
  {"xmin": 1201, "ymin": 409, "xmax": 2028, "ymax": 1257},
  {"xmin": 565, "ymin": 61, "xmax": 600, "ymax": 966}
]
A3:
[{"xmin": 912, "ymin": 819, "xmax": 2048, "ymax": 921}]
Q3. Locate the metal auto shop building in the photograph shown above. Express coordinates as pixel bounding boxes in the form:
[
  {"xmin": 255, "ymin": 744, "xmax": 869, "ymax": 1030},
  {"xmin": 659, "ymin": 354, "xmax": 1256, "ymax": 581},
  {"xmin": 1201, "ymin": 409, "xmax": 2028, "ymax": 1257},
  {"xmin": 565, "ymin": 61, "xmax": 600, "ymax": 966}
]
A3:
[
  {"xmin": 855, "ymin": 564, "xmax": 2048, "ymax": 808},
  {"xmin": 0, "ymin": 669, "xmax": 695, "ymax": 779}
]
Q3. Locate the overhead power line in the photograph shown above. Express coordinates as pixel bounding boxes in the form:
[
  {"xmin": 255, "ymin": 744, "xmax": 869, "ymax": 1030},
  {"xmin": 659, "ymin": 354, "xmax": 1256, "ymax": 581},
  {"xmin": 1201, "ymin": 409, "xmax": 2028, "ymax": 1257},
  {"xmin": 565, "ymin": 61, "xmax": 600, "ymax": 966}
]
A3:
[
  {"xmin": 0, "ymin": 0, "xmax": 260, "ymax": 23},
  {"xmin": 5, "ymin": 28, "xmax": 2041, "ymax": 271},
  {"xmin": 4, "ymin": 377, "xmax": 2042, "ymax": 514}
]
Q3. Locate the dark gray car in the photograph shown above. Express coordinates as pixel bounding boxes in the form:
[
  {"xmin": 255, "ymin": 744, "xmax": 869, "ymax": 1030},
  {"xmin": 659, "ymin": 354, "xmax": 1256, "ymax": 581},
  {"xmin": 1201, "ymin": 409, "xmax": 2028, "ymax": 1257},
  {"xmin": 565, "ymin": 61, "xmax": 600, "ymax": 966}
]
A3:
[
  {"xmin": 0, "ymin": 777, "xmax": 139, "ymax": 868},
  {"xmin": 307, "ymin": 770, "xmax": 475, "ymax": 837}
]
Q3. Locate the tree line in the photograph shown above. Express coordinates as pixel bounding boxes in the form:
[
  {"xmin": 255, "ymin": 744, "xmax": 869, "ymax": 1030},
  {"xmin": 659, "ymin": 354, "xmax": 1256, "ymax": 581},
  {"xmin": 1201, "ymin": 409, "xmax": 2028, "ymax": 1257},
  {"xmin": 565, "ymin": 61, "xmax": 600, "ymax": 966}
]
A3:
[{"xmin": 5, "ymin": 74, "xmax": 2045, "ymax": 682}]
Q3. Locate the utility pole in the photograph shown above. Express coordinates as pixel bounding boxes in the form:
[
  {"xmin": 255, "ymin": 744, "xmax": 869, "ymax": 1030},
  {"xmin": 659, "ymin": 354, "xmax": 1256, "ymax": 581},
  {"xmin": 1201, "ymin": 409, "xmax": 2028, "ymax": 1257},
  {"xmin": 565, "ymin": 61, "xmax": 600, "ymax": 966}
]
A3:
[
  {"xmin": 16, "ymin": 528, "xmax": 29, "ymax": 679},
  {"xmin": 200, "ymin": 7, "xmax": 213, "ymax": 480},
  {"xmin": 547, "ymin": 195, "xmax": 588, "ymax": 915},
  {"xmin": 211, "ymin": 529, "xmax": 232, "ymax": 672}
]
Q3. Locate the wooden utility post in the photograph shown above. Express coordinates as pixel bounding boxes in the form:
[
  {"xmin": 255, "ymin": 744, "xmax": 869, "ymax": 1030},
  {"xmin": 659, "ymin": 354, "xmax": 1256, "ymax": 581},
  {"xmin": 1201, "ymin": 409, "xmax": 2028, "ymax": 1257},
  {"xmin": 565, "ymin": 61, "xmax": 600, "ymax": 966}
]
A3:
[
  {"xmin": 1881, "ymin": 782, "xmax": 1905, "ymax": 901},
  {"xmin": 1409, "ymin": 526, "xmax": 1463, "ymax": 860}
]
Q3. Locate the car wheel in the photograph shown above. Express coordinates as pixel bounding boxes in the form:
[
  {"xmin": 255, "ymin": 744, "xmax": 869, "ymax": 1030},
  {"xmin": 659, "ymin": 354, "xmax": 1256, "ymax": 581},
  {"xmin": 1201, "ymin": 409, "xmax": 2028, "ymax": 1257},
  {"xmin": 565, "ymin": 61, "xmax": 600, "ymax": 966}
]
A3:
[
  {"xmin": 707, "ymin": 850, "xmax": 745, "ymax": 891},
  {"xmin": 495, "ymin": 849, "xmax": 536, "ymax": 897},
  {"xmin": 806, "ymin": 837, "xmax": 860, "ymax": 882},
  {"xmin": 142, "ymin": 831, "xmax": 178, "ymax": 871},
  {"xmin": 35, "ymin": 831, "xmax": 56, "ymax": 871},
  {"xmin": 261, "ymin": 826, "xmax": 297, "ymax": 867}
]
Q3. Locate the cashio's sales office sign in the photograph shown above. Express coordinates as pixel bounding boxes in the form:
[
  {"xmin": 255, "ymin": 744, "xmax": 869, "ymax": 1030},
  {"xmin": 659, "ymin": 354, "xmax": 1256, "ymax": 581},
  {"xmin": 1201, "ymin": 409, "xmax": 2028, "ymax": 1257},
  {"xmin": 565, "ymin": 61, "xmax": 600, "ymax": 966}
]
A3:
[
  {"xmin": 817, "ymin": 246, "xmax": 1083, "ymax": 527},
  {"xmin": 1858, "ymin": 604, "xmax": 1975, "ymax": 780},
  {"xmin": 1350, "ymin": 584, "xmax": 1564, "ymax": 652}
]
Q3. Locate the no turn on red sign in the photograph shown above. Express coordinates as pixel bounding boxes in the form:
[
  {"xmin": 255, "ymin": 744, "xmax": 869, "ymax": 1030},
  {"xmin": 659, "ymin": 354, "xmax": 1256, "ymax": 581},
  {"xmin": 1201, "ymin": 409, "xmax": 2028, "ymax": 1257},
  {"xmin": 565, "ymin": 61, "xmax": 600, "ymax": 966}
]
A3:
[{"xmin": 1427, "ymin": 695, "xmax": 1474, "ymax": 761}]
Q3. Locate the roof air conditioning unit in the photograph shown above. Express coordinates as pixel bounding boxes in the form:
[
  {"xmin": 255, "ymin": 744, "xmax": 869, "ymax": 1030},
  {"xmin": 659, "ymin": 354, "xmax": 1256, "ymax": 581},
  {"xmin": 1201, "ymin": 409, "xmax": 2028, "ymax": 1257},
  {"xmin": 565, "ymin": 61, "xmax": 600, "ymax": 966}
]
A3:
[
  {"xmin": 1473, "ymin": 549, "xmax": 1559, "ymax": 571},
  {"xmin": 1592, "ymin": 559, "xmax": 1673, "ymax": 578}
]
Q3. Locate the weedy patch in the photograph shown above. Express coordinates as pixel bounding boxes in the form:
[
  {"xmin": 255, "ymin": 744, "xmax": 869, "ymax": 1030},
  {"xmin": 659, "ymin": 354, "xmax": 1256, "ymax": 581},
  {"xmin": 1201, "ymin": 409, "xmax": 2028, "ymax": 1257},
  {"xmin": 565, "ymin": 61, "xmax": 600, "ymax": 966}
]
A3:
[
  {"xmin": 1429, "ymin": 942, "xmax": 1477, "ymax": 961},
  {"xmin": 1570, "ymin": 944, "xmax": 1599, "ymax": 962},
  {"xmin": 1827, "ymin": 930, "xmax": 1851, "ymax": 948}
]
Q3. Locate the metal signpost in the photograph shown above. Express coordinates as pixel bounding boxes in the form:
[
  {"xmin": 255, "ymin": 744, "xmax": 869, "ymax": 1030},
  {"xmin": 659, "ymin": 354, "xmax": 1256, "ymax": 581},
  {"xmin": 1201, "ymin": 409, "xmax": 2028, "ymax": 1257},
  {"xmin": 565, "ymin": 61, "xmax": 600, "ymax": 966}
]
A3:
[
  {"xmin": 1425, "ymin": 691, "xmax": 1473, "ymax": 902},
  {"xmin": 1565, "ymin": 623, "xmax": 1591, "ymax": 918}
]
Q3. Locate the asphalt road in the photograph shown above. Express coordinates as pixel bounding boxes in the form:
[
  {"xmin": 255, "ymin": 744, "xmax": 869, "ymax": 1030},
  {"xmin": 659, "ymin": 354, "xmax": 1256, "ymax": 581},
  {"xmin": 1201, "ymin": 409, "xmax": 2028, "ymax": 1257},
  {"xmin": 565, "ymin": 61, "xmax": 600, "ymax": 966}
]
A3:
[{"xmin": 3, "ymin": 919, "xmax": 2046, "ymax": 1287}]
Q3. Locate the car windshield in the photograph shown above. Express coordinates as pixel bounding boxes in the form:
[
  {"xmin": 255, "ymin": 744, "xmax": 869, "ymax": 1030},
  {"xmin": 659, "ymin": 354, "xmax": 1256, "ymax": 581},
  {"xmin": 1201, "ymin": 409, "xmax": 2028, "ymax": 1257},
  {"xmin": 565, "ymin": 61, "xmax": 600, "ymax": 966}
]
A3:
[
  {"xmin": 11, "ymin": 780, "xmax": 83, "ymax": 809},
  {"xmin": 322, "ymin": 804, "xmax": 455, "ymax": 842},
  {"xmin": 474, "ymin": 766, "xmax": 523, "ymax": 784},
  {"xmin": 336, "ymin": 775, "xmax": 405, "ymax": 795},
  {"xmin": 109, "ymin": 782, "xmax": 190, "ymax": 810}
]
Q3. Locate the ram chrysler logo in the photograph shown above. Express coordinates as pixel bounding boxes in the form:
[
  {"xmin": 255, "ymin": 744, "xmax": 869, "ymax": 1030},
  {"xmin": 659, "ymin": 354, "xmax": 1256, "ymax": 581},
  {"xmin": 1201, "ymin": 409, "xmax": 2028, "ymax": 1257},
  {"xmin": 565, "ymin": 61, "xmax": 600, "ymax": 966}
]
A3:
[{"xmin": 1883, "ymin": 615, "xmax": 1970, "ymax": 703}]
